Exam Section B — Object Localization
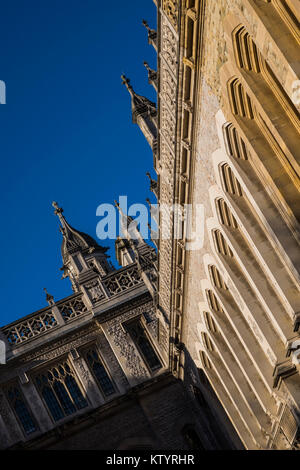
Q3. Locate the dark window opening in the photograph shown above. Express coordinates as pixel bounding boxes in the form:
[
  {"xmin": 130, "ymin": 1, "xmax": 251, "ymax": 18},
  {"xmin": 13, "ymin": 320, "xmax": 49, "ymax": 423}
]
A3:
[
  {"xmin": 125, "ymin": 318, "xmax": 162, "ymax": 372},
  {"xmin": 5, "ymin": 384, "xmax": 37, "ymax": 435},
  {"xmin": 85, "ymin": 348, "xmax": 115, "ymax": 397},
  {"xmin": 182, "ymin": 425, "xmax": 205, "ymax": 450},
  {"xmin": 193, "ymin": 385, "xmax": 208, "ymax": 408}
]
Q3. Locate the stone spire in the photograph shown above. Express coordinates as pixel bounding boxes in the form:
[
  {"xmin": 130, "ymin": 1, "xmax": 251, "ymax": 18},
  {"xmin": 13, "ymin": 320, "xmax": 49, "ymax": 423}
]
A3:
[
  {"xmin": 52, "ymin": 202, "xmax": 104, "ymax": 263},
  {"xmin": 121, "ymin": 75, "xmax": 156, "ymax": 121},
  {"xmin": 114, "ymin": 199, "xmax": 143, "ymax": 246},
  {"xmin": 44, "ymin": 288, "xmax": 54, "ymax": 306},
  {"xmin": 114, "ymin": 202, "xmax": 157, "ymax": 301},
  {"xmin": 52, "ymin": 202, "xmax": 111, "ymax": 288},
  {"xmin": 121, "ymin": 75, "xmax": 157, "ymax": 150},
  {"xmin": 114, "ymin": 199, "xmax": 142, "ymax": 267}
]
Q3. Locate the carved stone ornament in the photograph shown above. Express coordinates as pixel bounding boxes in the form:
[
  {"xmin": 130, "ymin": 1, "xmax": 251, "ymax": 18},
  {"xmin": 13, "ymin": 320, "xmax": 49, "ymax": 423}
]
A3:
[
  {"xmin": 85, "ymin": 280, "xmax": 105, "ymax": 303},
  {"xmin": 162, "ymin": 0, "xmax": 179, "ymax": 30},
  {"xmin": 106, "ymin": 303, "xmax": 155, "ymax": 380},
  {"xmin": 19, "ymin": 324, "xmax": 98, "ymax": 363}
]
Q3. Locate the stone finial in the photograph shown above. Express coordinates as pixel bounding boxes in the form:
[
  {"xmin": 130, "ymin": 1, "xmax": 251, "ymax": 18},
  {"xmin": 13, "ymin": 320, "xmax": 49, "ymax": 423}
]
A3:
[
  {"xmin": 142, "ymin": 19, "xmax": 150, "ymax": 32},
  {"xmin": 142, "ymin": 19, "xmax": 157, "ymax": 45},
  {"xmin": 144, "ymin": 62, "xmax": 157, "ymax": 83},
  {"xmin": 44, "ymin": 287, "xmax": 54, "ymax": 306},
  {"xmin": 121, "ymin": 74, "xmax": 129, "ymax": 85},
  {"xmin": 52, "ymin": 201, "xmax": 63, "ymax": 215},
  {"xmin": 121, "ymin": 74, "xmax": 133, "ymax": 93},
  {"xmin": 146, "ymin": 172, "xmax": 158, "ymax": 197},
  {"xmin": 142, "ymin": 19, "xmax": 155, "ymax": 35},
  {"xmin": 144, "ymin": 61, "xmax": 153, "ymax": 73}
]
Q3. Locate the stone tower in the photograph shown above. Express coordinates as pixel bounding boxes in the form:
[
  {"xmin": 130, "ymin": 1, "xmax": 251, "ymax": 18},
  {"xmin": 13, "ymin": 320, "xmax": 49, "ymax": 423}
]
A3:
[
  {"xmin": 0, "ymin": 202, "xmax": 239, "ymax": 449},
  {"xmin": 1, "ymin": 0, "xmax": 298, "ymax": 452},
  {"xmin": 142, "ymin": 0, "xmax": 300, "ymax": 451}
]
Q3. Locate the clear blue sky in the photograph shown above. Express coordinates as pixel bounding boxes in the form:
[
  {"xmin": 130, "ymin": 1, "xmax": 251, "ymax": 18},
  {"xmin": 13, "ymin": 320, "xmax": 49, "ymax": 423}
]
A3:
[{"xmin": 0, "ymin": 0, "xmax": 157, "ymax": 326}]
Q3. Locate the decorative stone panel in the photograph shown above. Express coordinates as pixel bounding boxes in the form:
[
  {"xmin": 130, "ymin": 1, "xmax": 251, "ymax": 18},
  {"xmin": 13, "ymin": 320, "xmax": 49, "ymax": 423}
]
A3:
[{"xmin": 162, "ymin": 0, "xmax": 179, "ymax": 31}]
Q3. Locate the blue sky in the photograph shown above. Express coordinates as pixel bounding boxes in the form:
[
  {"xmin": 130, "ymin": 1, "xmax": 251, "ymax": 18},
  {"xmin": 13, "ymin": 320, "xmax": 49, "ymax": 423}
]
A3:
[{"xmin": 0, "ymin": 0, "xmax": 157, "ymax": 326}]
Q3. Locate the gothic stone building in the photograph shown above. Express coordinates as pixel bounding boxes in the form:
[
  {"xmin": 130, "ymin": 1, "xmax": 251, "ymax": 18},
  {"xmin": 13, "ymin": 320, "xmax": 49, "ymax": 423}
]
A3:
[
  {"xmin": 0, "ymin": 202, "xmax": 239, "ymax": 450},
  {"xmin": 0, "ymin": 0, "xmax": 300, "ymax": 451},
  {"xmin": 141, "ymin": 0, "xmax": 300, "ymax": 451}
]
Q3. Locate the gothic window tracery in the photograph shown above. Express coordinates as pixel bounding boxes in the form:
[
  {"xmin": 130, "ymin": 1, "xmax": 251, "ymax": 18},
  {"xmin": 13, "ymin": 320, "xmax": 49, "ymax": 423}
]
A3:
[
  {"xmin": 58, "ymin": 297, "xmax": 88, "ymax": 322},
  {"xmin": 34, "ymin": 360, "xmax": 88, "ymax": 422}
]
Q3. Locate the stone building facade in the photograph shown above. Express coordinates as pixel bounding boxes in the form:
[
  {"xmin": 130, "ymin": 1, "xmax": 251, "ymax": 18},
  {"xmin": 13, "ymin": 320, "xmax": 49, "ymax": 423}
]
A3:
[
  {"xmin": 0, "ymin": 202, "xmax": 239, "ymax": 449},
  {"xmin": 140, "ymin": 0, "xmax": 299, "ymax": 451},
  {"xmin": 0, "ymin": 0, "xmax": 299, "ymax": 451}
]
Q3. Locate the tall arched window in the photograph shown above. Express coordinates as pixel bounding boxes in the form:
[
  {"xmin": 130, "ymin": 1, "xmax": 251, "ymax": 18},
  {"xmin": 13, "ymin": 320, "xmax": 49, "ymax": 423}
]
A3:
[
  {"xmin": 5, "ymin": 383, "xmax": 37, "ymax": 435},
  {"xmin": 84, "ymin": 347, "xmax": 115, "ymax": 397}
]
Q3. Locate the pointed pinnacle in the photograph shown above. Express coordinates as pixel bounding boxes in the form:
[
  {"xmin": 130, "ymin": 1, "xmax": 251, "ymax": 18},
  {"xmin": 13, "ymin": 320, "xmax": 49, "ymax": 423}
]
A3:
[
  {"xmin": 121, "ymin": 74, "xmax": 135, "ymax": 98},
  {"xmin": 142, "ymin": 19, "xmax": 149, "ymax": 30},
  {"xmin": 44, "ymin": 287, "xmax": 54, "ymax": 306},
  {"xmin": 121, "ymin": 74, "xmax": 128, "ymax": 84},
  {"xmin": 144, "ymin": 61, "xmax": 152, "ymax": 73},
  {"xmin": 52, "ymin": 201, "xmax": 63, "ymax": 215},
  {"xmin": 121, "ymin": 74, "xmax": 131, "ymax": 88},
  {"xmin": 142, "ymin": 19, "xmax": 156, "ymax": 39}
]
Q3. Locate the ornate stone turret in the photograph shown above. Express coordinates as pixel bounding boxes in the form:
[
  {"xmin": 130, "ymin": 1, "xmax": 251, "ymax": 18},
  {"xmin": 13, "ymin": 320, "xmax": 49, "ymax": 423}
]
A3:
[
  {"xmin": 52, "ymin": 202, "xmax": 112, "ymax": 290},
  {"xmin": 114, "ymin": 200, "xmax": 157, "ymax": 302},
  {"xmin": 121, "ymin": 75, "xmax": 157, "ymax": 151}
]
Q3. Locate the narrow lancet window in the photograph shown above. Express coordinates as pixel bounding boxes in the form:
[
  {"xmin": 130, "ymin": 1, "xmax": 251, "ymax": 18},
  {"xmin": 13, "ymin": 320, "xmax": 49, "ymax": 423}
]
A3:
[
  {"xmin": 125, "ymin": 318, "xmax": 162, "ymax": 372},
  {"xmin": 5, "ymin": 384, "xmax": 37, "ymax": 435},
  {"xmin": 84, "ymin": 348, "xmax": 115, "ymax": 397}
]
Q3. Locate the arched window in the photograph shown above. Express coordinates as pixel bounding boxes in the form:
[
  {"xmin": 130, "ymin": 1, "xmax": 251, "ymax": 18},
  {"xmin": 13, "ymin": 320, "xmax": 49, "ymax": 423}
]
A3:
[
  {"xmin": 208, "ymin": 265, "xmax": 228, "ymax": 291},
  {"xmin": 216, "ymin": 198, "xmax": 238, "ymax": 229},
  {"xmin": 84, "ymin": 347, "xmax": 115, "ymax": 397},
  {"xmin": 5, "ymin": 383, "xmax": 37, "ymax": 435},
  {"xmin": 125, "ymin": 317, "xmax": 162, "ymax": 372},
  {"xmin": 34, "ymin": 361, "xmax": 88, "ymax": 422},
  {"xmin": 212, "ymin": 230, "xmax": 234, "ymax": 257}
]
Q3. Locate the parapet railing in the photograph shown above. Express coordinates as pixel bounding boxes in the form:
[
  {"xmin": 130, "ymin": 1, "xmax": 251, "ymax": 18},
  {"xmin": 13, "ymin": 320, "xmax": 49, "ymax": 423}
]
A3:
[
  {"xmin": 1, "ymin": 293, "xmax": 86, "ymax": 346},
  {"xmin": 1, "ymin": 264, "xmax": 144, "ymax": 348},
  {"xmin": 101, "ymin": 264, "xmax": 142, "ymax": 296}
]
